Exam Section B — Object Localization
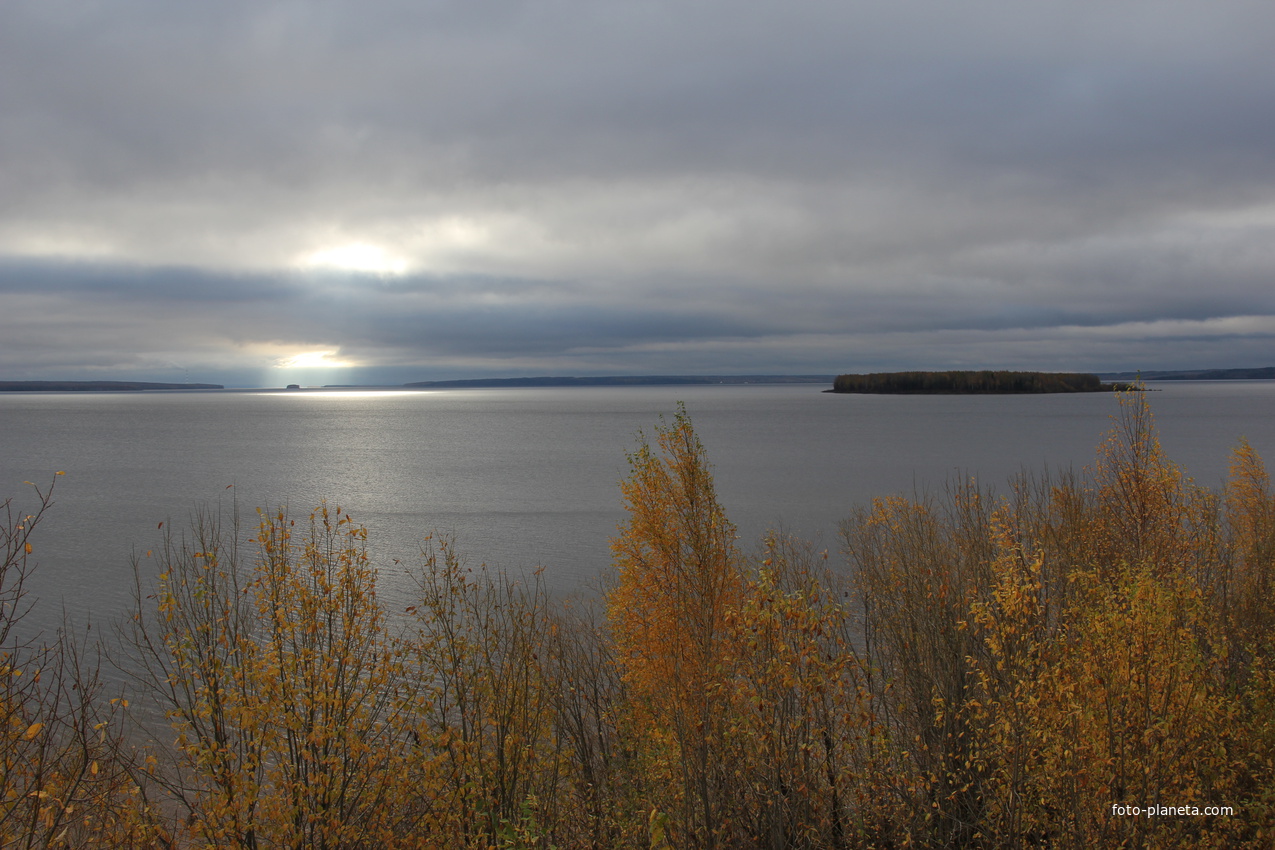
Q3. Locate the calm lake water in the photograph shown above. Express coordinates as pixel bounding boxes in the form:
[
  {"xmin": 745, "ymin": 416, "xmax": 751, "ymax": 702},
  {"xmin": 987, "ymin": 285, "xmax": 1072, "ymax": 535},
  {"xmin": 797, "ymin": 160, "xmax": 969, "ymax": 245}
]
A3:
[{"xmin": 2, "ymin": 382, "xmax": 1274, "ymax": 636}]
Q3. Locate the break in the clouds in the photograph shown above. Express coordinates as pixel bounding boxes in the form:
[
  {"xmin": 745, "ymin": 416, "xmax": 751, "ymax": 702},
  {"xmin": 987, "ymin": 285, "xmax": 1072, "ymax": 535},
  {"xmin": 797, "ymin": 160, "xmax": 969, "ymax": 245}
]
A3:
[{"xmin": 2, "ymin": 0, "xmax": 1274, "ymax": 386}]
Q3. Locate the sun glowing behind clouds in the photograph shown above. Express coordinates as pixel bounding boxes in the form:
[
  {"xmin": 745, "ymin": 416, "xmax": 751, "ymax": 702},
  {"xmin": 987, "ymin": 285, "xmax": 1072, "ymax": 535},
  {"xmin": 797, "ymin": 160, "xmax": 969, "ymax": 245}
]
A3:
[
  {"xmin": 294, "ymin": 220, "xmax": 499, "ymax": 276},
  {"xmin": 300, "ymin": 242, "xmax": 409, "ymax": 275},
  {"xmin": 276, "ymin": 350, "xmax": 356, "ymax": 369}
]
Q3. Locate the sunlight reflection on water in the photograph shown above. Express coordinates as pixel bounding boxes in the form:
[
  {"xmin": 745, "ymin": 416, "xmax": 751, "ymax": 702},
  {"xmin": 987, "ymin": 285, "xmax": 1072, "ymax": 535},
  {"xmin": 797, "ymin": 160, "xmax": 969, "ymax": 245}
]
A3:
[{"xmin": 1, "ymin": 381, "xmax": 1272, "ymax": 640}]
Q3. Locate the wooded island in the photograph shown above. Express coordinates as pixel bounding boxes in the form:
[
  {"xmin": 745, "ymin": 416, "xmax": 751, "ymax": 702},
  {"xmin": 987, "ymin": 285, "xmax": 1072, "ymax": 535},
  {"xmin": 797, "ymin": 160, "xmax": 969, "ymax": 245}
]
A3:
[{"xmin": 828, "ymin": 369, "xmax": 1130, "ymax": 394}]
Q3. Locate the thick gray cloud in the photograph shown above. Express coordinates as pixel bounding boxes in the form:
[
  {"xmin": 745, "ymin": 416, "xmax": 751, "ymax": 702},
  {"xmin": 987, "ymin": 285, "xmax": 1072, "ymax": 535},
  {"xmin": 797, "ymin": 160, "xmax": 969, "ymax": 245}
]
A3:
[{"xmin": 2, "ymin": 0, "xmax": 1274, "ymax": 385}]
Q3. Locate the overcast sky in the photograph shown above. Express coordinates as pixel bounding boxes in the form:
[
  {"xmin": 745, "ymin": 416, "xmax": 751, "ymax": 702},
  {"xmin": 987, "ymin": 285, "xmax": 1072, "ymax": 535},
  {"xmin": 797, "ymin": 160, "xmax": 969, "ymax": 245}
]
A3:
[{"xmin": 2, "ymin": 1, "xmax": 1273, "ymax": 387}]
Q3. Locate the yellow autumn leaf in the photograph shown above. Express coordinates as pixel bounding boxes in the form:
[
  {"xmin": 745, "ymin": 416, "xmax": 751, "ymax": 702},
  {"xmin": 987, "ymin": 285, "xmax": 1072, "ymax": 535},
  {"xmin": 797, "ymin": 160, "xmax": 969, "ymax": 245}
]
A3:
[{"xmin": 24, "ymin": 722, "xmax": 43, "ymax": 739}]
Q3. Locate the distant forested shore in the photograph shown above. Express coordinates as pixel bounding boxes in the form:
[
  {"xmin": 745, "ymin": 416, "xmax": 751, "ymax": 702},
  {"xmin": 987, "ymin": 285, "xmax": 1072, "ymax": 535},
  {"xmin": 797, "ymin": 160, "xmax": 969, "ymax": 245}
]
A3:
[
  {"xmin": 828, "ymin": 370, "xmax": 1132, "ymax": 394},
  {"xmin": 0, "ymin": 380, "xmax": 224, "ymax": 392},
  {"xmin": 1101, "ymin": 365, "xmax": 1275, "ymax": 381}
]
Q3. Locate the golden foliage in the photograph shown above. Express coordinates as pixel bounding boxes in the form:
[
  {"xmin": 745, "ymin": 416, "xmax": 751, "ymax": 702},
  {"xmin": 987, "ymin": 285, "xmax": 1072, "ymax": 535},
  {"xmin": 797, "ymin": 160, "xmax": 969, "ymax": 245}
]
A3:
[
  {"xmin": 125, "ymin": 504, "xmax": 424, "ymax": 848},
  {"xmin": 405, "ymin": 536, "xmax": 563, "ymax": 848},
  {"xmin": 607, "ymin": 403, "xmax": 745, "ymax": 848},
  {"xmin": 1, "ymin": 479, "xmax": 144, "ymax": 847}
]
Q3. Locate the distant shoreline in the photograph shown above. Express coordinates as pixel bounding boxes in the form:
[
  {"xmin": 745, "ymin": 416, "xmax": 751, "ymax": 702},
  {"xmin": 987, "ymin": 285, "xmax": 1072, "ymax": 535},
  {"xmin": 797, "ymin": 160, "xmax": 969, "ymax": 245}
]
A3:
[
  {"xmin": 1097, "ymin": 366, "xmax": 1275, "ymax": 382},
  {"xmin": 2, "ymin": 367, "xmax": 1270, "ymax": 393},
  {"xmin": 0, "ymin": 380, "xmax": 224, "ymax": 392},
  {"xmin": 398, "ymin": 375, "xmax": 834, "ymax": 389}
]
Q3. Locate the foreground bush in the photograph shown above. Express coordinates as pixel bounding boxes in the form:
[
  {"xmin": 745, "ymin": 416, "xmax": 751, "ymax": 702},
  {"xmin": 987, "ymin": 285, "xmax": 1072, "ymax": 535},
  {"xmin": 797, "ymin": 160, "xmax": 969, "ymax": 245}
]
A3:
[
  {"xmin": 1, "ymin": 478, "xmax": 144, "ymax": 847},
  {"xmin": 842, "ymin": 390, "xmax": 1275, "ymax": 847}
]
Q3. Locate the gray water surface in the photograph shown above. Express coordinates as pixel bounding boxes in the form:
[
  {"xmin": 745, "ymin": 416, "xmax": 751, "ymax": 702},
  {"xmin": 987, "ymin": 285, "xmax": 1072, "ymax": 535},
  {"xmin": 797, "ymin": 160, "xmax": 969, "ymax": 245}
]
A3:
[{"xmin": 2, "ymin": 382, "xmax": 1273, "ymax": 636}]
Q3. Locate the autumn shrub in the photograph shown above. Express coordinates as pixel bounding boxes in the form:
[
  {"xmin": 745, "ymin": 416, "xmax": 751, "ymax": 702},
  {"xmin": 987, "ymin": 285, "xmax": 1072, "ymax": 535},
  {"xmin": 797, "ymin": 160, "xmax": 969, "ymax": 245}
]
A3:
[
  {"xmin": 543, "ymin": 595, "xmax": 640, "ymax": 848},
  {"xmin": 840, "ymin": 483, "xmax": 999, "ymax": 846},
  {"xmin": 0, "ymin": 478, "xmax": 143, "ymax": 847},
  {"xmin": 606, "ymin": 408, "xmax": 885, "ymax": 849},
  {"xmin": 404, "ymin": 535, "xmax": 567, "ymax": 848},
  {"xmin": 123, "ymin": 504, "xmax": 426, "ymax": 848},
  {"xmin": 723, "ymin": 533, "xmax": 881, "ymax": 849},
  {"xmin": 606, "ymin": 403, "xmax": 747, "ymax": 849},
  {"xmin": 841, "ymin": 388, "xmax": 1275, "ymax": 848}
]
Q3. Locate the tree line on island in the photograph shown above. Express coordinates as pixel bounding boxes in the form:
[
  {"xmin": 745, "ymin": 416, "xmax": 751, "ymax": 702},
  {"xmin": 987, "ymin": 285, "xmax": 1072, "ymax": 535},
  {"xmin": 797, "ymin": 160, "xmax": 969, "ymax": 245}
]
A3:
[
  {"xmin": 3, "ymin": 390, "xmax": 1275, "ymax": 847},
  {"xmin": 830, "ymin": 369, "xmax": 1133, "ymax": 394}
]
